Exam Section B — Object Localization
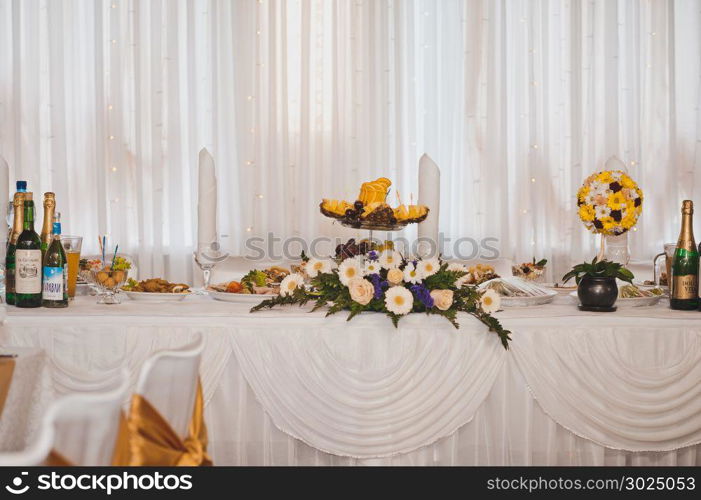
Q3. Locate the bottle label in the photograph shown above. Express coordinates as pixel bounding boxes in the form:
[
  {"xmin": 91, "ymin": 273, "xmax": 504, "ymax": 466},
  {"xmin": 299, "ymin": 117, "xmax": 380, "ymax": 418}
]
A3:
[
  {"xmin": 672, "ymin": 274, "xmax": 698, "ymax": 300},
  {"xmin": 15, "ymin": 249, "xmax": 42, "ymax": 294},
  {"xmin": 43, "ymin": 266, "xmax": 65, "ymax": 300}
]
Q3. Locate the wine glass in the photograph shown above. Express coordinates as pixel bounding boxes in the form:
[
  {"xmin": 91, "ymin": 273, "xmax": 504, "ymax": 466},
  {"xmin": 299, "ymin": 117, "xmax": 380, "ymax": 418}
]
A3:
[{"xmin": 193, "ymin": 242, "xmax": 229, "ymax": 294}]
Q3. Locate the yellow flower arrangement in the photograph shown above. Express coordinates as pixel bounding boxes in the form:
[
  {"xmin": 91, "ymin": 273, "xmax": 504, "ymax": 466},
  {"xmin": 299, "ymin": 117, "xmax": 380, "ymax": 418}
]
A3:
[{"xmin": 577, "ymin": 170, "xmax": 643, "ymax": 236}]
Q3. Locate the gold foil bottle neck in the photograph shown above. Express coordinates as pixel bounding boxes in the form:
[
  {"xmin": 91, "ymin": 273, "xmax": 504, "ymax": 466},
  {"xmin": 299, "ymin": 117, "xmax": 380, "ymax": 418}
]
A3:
[
  {"xmin": 681, "ymin": 200, "xmax": 693, "ymax": 215},
  {"xmin": 24, "ymin": 192, "xmax": 33, "ymax": 201},
  {"xmin": 13, "ymin": 192, "xmax": 25, "ymax": 207},
  {"xmin": 43, "ymin": 192, "xmax": 56, "ymax": 207}
]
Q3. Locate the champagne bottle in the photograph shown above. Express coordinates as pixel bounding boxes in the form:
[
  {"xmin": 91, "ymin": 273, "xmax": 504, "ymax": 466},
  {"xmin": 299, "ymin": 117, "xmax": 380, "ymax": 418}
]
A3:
[
  {"xmin": 5, "ymin": 192, "xmax": 25, "ymax": 305},
  {"xmin": 15, "ymin": 192, "xmax": 42, "ymax": 308},
  {"xmin": 670, "ymin": 200, "xmax": 699, "ymax": 310},
  {"xmin": 40, "ymin": 192, "xmax": 56, "ymax": 255},
  {"xmin": 42, "ymin": 212, "xmax": 68, "ymax": 308},
  {"xmin": 6, "ymin": 181, "xmax": 27, "ymax": 242}
]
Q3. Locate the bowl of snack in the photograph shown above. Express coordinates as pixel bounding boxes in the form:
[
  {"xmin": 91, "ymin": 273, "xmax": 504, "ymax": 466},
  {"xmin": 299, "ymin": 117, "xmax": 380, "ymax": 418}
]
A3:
[
  {"xmin": 87, "ymin": 267, "xmax": 129, "ymax": 304},
  {"xmin": 122, "ymin": 278, "xmax": 191, "ymax": 302},
  {"xmin": 512, "ymin": 258, "xmax": 547, "ymax": 282},
  {"xmin": 208, "ymin": 266, "xmax": 289, "ymax": 303}
]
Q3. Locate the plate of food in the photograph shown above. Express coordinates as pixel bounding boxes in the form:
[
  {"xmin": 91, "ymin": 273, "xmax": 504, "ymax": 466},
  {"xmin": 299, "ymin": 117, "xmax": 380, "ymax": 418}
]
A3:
[
  {"xmin": 479, "ymin": 277, "xmax": 557, "ymax": 307},
  {"xmin": 464, "ymin": 264, "xmax": 500, "ymax": 286},
  {"xmin": 569, "ymin": 284, "xmax": 664, "ymax": 308},
  {"xmin": 542, "ymin": 282, "xmax": 578, "ymax": 293},
  {"xmin": 512, "ymin": 258, "xmax": 547, "ymax": 282},
  {"xmin": 208, "ymin": 266, "xmax": 289, "ymax": 303},
  {"xmin": 122, "ymin": 278, "xmax": 192, "ymax": 302}
]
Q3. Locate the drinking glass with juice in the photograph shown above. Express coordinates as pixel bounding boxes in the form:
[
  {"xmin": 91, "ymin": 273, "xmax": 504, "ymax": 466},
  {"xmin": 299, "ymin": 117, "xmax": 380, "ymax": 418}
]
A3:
[{"xmin": 60, "ymin": 236, "xmax": 82, "ymax": 298}]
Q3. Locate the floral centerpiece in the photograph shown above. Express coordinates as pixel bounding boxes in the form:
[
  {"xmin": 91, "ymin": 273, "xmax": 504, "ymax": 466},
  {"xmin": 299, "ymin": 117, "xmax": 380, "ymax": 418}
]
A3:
[
  {"xmin": 577, "ymin": 170, "xmax": 643, "ymax": 236},
  {"xmin": 251, "ymin": 250, "xmax": 512, "ymax": 349}
]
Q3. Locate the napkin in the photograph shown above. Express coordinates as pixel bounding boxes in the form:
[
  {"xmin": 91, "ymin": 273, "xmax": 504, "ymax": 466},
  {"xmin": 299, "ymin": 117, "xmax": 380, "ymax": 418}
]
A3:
[
  {"xmin": 197, "ymin": 148, "xmax": 218, "ymax": 254},
  {"xmin": 417, "ymin": 154, "xmax": 440, "ymax": 257},
  {"xmin": 605, "ymin": 155, "xmax": 628, "ymax": 173},
  {"xmin": 0, "ymin": 156, "xmax": 8, "ymax": 248}
]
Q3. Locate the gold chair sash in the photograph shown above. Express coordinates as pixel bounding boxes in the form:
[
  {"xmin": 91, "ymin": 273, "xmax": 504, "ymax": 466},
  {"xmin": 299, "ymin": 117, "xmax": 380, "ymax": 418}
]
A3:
[
  {"xmin": 125, "ymin": 381, "xmax": 212, "ymax": 466},
  {"xmin": 0, "ymin": 358, "xmax": 16, "ymax": 419},
  {"xmin": 45, "ymin": 449, "xmax": 73, "ymax": 466}
]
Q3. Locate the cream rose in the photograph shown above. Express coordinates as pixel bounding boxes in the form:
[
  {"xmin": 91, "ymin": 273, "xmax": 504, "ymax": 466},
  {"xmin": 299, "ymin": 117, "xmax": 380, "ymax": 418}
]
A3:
[
  {"xmin": 348, "ymin": 278, "xmax": 374, "ymax": 305},
  {"xmin": 430, "ymin": 289, "xmax": 454, "ymax": 311},
  {"xmin": 386, "ymin": 268, "xmax": 404, "ymax": 285}
]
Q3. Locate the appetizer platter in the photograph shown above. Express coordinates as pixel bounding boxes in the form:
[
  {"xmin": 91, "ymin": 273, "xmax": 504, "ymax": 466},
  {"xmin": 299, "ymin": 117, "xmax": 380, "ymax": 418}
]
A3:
[
  {"xmin": 464, "ymin": 264, "xmax": 500, "ymax": 286},
  {"xmin": 512, "ymin": 258, "xmax": 547, "ymax": 281},
  {"xmin": 479, "ymin": 277, "xmax": 557, "ymax": 307},
  {"xmin": 208, "ymin": 266, "xmax": 290, "ymax": 303},
  {"xmin": 122, "ymin": 278, "xmax": 191, "ymax": 302},
  {"xmin": 320, "ymin": 177, "xmax": 429, "ymax": 230},
  {"xmin": 569, "ymin": 284, "xmax": 664, "ymax": 308}
]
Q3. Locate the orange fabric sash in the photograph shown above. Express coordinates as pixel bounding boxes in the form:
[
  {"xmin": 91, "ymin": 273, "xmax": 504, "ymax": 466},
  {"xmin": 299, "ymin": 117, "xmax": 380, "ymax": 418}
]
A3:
[
  {"xmin": 0, "ymin": 358, "xmax": 16, "ymax": 419},
  {"xmin": 125, "ymin": 381, "xmax": 212, "ymax": 466}
]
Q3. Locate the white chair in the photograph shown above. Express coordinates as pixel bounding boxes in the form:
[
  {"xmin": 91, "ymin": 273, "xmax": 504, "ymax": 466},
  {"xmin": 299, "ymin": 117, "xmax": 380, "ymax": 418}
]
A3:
[
  {"xmin": 134, "ymin": 334, "xmax": 203, "ymax": 440},
  {"xmin": 0, "ymin": 370, "xmax": 130, "ymax": 466}
]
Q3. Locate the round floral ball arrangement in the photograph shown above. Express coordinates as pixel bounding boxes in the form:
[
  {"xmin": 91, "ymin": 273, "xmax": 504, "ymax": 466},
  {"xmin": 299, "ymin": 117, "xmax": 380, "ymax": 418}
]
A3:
[{"xmin": 577, "ymin": 170, "xmax": 643, "ymax": 236}]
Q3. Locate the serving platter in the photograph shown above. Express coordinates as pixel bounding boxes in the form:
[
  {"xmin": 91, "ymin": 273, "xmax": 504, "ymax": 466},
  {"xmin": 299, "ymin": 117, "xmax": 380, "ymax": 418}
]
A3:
[
  {"xmin": 123, "ymin": 291, "xmax": 191, "ymax": 303},
  {"xmin": 568, "ymin": 291, "xmax": 662, "ymax": 308},
  {"xmin": 207, "ymin": 290, "xmax": 276, "ymax": 303}
]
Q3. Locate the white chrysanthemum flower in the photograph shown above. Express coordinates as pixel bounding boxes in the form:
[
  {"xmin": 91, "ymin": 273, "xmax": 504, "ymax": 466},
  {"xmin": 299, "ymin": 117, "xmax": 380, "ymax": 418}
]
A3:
[
  {"xmin": 594, "ymin": 204, "xmax": 611, "ymax": 219},
  {"xmin": 403, "ymin": 263, "xmax": 423, "ymax": 284},
  {"xmin": 279, "ymin": 273, "xmax": 305, "ymax": 297},
  {"xmin": 378, "ymin": 250, "xmax": 401, "ymax": 269},
  {"xmin": 589, "ymin": 181, "xmax": 604, "ymax": 193},
  {"xmin": 384, "ymin": 286, "xmax": 414, "ymax": 315},
  {"xmin": 417, "ymin": 257, "xmax": 441, "ymax": 278},
  {"xmin": 611, "ymin": 171, "xmax": 623, "ymax": 181},
  {"xmin": 305, "ymin": 258, "xmax": 336, "ymax": 278},
  {"xmin": 364, "ymin": 260, "xmax": 381, "ymax": 275},
  {"xmin": 480, "ymin": 289, "xmax": 501, "ymax": 313},
  {"xmin": 338, "ymin": 258, "xmax": 364, "ymax": 286},
  {"xmin": 584, "ymin": 193, "xmax": 596, "ymax": 205}
]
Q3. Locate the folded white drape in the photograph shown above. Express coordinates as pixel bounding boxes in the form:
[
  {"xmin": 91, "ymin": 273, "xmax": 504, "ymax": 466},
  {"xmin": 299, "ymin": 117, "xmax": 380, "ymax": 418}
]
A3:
[
  {"xmin": 229, "ymin": 316, "xmax": 506, "ymax": 458},
  {"xmin": 3, "ymin": 300, "xmax": 701, "ymax": 461},
  {"xmin": 511, "ymin": 324, "xmax": 701, "ymax": 452}
]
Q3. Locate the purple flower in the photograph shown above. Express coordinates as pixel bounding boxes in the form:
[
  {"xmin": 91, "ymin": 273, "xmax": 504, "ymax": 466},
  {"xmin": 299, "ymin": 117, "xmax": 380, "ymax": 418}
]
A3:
[
  {"xmin": 367, "ymin": 250, "xmax": 378, "ymax": 261},
  {"xmin": 410, "ymin": 284, "xmax": 434, "ymax": 309},
  {"xmin": 368, "ymin": 273, "xmax": 388, "ymax": 300}
]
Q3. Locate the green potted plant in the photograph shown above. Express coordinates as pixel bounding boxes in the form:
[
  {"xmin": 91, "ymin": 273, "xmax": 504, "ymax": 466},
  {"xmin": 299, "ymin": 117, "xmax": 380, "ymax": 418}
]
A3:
[{"xmin": 561, "ymin": 258, "xmax": 634, "ymax": 311}]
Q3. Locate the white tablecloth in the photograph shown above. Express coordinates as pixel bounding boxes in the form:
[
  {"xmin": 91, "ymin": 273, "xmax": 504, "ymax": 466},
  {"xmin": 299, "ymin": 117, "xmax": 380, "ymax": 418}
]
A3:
[
  {"xmin": 1, "ymin": 295, "xmax": 700, "ymax": 465},
  {"xmin": 0, "ymin": 345, "xmax": 51, "ymax": 451}
]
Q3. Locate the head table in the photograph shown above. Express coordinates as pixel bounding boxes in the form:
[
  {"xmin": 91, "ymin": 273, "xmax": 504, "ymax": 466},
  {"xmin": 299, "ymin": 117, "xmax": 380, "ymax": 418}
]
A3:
[{"xmin": 1, "ymin": 294, "xmax": 699, "ymax": 466}]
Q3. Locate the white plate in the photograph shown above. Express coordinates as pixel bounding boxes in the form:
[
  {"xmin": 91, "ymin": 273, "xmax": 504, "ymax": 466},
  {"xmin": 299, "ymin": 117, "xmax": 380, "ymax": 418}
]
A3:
[
  {"xmin": 568, "ymin": 291, "xmax": 662, "ymax": 308},
  {"xmin": 207, "ymin": 290, "xmax": 277, "ymax": 303},
  {"xmin": 123, "ymin": 291, "xmax": 191, "ymax": 302}
]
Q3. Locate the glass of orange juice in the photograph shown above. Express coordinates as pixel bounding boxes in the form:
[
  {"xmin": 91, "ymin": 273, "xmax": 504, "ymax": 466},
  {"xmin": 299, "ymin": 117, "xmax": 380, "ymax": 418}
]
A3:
[{"xmin": 60, "ymin": 236, "xmax": 83, "ymax": 299}]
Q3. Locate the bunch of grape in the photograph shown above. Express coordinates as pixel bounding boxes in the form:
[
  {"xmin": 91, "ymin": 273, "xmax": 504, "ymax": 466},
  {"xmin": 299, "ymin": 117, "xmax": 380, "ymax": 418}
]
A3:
[
  {"xmin": 342, "ymin": 201, "xmax": 365, "ymax": 227},
  {"xmin": 335, "ymin": 238, "xmax": 373, "ymax": 259}
]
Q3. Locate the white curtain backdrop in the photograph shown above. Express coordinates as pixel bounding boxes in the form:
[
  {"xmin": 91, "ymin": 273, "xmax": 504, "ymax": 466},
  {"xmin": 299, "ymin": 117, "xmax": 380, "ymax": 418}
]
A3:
[{"xmin": 1, "ymin": 0, "xmax": 700, "ymax": 281}]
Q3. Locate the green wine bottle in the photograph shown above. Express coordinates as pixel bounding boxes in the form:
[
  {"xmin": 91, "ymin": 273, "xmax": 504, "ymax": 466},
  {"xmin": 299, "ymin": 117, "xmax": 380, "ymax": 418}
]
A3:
[
  {"xmin": 670, "ymin": 200, "xmax": 699, "ymax": 310},
  {"xmin": 5, "ymin": 192, "xmax": 25, "ymax": 305},
  {"xmin": 42, "ymin": 212, "xmax": 68, "ymax": 308},
  {"xmin": 15, "ymin": 192, "xmax": 42, "ymax": 308}
]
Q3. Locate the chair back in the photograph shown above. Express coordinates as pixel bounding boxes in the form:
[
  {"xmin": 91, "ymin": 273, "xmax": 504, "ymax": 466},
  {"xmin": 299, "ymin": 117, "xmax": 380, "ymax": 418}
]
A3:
[
  {"xmin": 135, "ymin": 335, "xmax": 203, "ymax": 439},
  {"xmin": 0, "ymin": 370, "xmax": 130, "ymax": 466}
]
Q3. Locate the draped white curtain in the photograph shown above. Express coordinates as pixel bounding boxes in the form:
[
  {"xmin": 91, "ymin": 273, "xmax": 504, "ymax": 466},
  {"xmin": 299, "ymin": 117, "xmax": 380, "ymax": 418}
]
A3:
[{"xmin": 1, "ymin": 0, "xmax": 700, "ymax": 281}]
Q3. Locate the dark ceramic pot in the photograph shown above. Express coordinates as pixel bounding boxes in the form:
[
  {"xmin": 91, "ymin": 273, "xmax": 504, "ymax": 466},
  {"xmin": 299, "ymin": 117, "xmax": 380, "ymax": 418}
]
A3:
[{"xmin": 577, "ymin": 276, "xmax": 618, "ymax": 308}]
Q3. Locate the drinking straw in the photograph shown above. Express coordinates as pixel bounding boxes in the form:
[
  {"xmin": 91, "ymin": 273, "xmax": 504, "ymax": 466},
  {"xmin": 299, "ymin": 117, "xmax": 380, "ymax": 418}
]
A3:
[
  {"xmin": 102, "ymin": 236, "xmax": 106, "ymax": 267},
  {"xmin": 110, "ymin": 245, "xmax": 119, "ymax": 270}
]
